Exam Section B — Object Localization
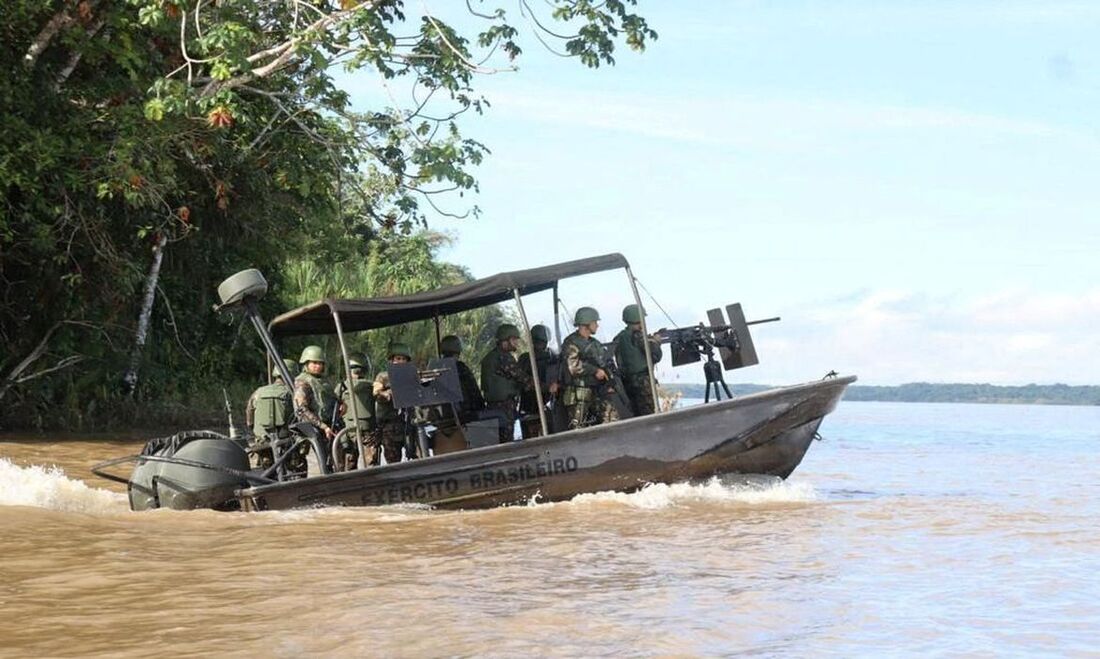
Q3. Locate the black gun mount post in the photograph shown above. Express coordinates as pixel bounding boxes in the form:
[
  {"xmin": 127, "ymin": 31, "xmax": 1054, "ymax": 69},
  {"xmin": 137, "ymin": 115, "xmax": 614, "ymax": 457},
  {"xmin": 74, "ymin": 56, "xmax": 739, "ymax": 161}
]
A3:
[{"xmin": 701, "ymin": 340, "xmax": 733, "ymax": 403}]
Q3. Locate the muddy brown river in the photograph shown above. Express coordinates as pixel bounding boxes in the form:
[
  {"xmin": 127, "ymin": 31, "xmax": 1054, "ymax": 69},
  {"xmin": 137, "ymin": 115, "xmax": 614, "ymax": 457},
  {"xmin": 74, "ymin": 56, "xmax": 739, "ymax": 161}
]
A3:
[{"xmin": 2, "ymin": 402, "xmax": 1098, "ymax": 656}]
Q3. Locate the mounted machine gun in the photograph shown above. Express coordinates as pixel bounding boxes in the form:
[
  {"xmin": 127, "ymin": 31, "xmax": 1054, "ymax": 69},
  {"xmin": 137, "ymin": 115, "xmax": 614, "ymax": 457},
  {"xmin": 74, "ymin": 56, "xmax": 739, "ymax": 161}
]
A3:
[{"xmin": 656, "ymin": 304, "xmax": 780, "ymax": 402}]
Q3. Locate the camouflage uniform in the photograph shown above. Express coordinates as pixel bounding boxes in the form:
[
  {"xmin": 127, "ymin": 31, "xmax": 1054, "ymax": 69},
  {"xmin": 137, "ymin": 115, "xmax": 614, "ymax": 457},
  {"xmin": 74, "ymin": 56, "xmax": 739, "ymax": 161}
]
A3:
[
  {"xmin": 289, "ymin": 371, "xmax": 337, "ymax": 476},
  {"xmin": 294, "ymin": 371, "xmax": 336, "ymax": 435},
  {"xmin": 480, "ymin": 346, "xmax": 533, "ymax": 442},
  {"xmin": 561, "ymin": 331, "xmax": 620, "ymax": 429},
  {"xmin": 372, "ymin": 371, "xmax": 407, "ymax": 464},
  {"xmin": 613, "ymin": 327, "xmax": 663, "ymax": 416}
]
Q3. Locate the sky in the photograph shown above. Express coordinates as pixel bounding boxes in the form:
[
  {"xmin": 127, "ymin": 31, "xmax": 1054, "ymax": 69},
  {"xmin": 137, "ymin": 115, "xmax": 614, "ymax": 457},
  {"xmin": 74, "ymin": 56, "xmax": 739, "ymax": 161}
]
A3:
[{"xmin": 345, "ymin": 1, "xmax": 1099, "ymax": 386}]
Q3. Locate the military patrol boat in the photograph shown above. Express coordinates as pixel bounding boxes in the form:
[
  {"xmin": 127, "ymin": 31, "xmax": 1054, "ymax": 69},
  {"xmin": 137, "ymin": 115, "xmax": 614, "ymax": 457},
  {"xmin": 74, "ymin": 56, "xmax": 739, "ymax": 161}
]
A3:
[{"xmin": 93, "ymin": 254, "xmax": 855, "ymax": 511}]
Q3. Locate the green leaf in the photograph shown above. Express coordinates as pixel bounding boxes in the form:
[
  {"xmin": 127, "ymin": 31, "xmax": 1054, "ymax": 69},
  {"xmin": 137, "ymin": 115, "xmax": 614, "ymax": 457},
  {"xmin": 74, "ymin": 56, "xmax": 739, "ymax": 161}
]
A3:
[
  {"xmin": 210, "ymin": 60, "xmax": 233, "ymax": 81},
  {"xmin": 143, "ymin": 98, "xmax": 166, "ymax": 121},
  {"xmin": 137, "ymin": 5, "xmax": 165, "ymax": 27}
]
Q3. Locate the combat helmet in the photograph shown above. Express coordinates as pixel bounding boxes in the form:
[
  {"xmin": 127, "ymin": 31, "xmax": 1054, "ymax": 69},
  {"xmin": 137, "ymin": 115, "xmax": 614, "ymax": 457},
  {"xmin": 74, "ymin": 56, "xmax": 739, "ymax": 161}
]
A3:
[
  {"xmin": 530, "ymin": 324, "xmax": 550, "ymax": 343},
  {"xmin": 440, "ymin": 335, "xmax": 463, "ymax": 355},
  {"xmin": 495, "ymin": 323, "xmax": 521, "ymax": 341},
  {"xmin": 272, "ymin": 358, "xmax": 298, "ymax": 379},
  {"xmin": 574, "ymin": 307, "xmax": 600, "ymax": 326},
  {"xmin": 347, "ymin": 352, "xmax": 367, "ymax": 370},
  {"xmin": 622, "ymin": 304, "xmax": 645, "ymax": 324},
  {"xmin": 299, "ymin": 345, "xmax": 325, "ymax": 364},
  {"xmin": 387, "ymin": 341, "xmax": 412, "ymax": 360}
]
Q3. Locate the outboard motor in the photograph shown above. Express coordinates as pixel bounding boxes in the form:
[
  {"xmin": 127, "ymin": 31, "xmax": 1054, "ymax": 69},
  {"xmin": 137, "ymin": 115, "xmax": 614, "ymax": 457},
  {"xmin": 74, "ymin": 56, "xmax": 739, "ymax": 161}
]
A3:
[
  {"xmin": 127, "ymin": 430, "xmax": 252, "ymax": 511},
  {"xmin": 92, "ymin": 268, "xmax": 322, "ymax": 510}
]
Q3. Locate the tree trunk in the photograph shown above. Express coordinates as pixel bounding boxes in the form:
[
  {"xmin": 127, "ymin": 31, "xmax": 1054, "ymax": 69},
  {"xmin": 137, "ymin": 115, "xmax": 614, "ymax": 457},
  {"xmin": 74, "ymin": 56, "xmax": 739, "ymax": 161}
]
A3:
[
  {"xmin": 23, "ymin": 9, "xmax": 75, "ymax": 70},
  {"xmin": 122, "ymin": 234, "xmax": 168, "ymax": 396}
]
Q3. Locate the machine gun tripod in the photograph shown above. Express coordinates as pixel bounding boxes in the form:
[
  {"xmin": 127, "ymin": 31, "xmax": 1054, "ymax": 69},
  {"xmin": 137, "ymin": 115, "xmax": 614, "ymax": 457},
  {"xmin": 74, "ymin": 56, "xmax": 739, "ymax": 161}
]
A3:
[{"xmin": 701, "ymin": 345, "xmax": 733, "ymax": 402}]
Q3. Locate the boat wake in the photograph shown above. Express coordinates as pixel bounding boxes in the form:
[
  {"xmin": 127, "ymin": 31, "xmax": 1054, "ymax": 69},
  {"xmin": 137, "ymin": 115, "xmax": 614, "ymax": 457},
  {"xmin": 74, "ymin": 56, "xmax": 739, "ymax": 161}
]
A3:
[
  {"xmin": 0, "ymin": 457, "xmax": 127, "ymax": 514},
  {"xmin": 563, "ymin": 475, "xmax": 818, "ymax": 510}
]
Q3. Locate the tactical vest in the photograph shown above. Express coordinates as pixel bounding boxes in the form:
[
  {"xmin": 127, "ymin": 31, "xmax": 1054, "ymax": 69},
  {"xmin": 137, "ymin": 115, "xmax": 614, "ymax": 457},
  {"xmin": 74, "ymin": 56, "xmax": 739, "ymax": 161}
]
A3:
[
  {"xmin": 341, "ymin": 379, "xmax": 375, "ymax": 428},
  {"xmin": 252, "ymin": 382, "xmax": 292, "ymax": 437},
  {"xmin": 296, "ymin": 371, "xmax": 336, "ymax": 422},
  {"xmin": 480, "ymin": 348, "xmax": 521, "ymax": 403},
  {"xmin": 561, "ymin": 333, "xmax": 603, "ymax": 388},
  {"xmin": 614, "ymin": 328, "xmax": 649, "ymax": 375}
]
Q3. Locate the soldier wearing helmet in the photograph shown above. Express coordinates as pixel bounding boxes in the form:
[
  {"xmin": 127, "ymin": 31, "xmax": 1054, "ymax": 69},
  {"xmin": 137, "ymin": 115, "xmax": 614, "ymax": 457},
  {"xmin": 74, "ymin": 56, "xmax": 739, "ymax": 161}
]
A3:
[
  {"xmin": 294, "ymin": 344, "xmax": 337, "ymax": 444},
  {"xmin": 440, "ymin": 334, "xmax": 485, "ymax": 419},
  {"xmin": 245, "ymin": 358, "xmax": 298, "ymax": 470},
  {"xmin": 373, "ymin": 341, "xmax": 413, "ymax": 464},
  {"xmin": 334, "ymin": 352, "xmax": 375, "ymax": 470},
  {"xmin": 517, "ymin": 324, "xmax": 560, "ymax": 437},
  {"xmin": 480, "ymin": 323, "xmax": 534, "ymax": 442},
  {"xmin": 560, "ymin": 307, "xmax": 620, "ymax": 429},
  {"xmin": 613, "ymin": 304, "xmax": 664, "ymax": 416}
]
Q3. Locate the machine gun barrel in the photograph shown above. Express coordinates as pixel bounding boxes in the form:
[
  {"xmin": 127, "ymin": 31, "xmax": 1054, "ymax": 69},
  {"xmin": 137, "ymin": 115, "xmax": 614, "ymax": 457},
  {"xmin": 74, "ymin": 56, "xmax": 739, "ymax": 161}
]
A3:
[{"xmin": 746, "ymin": 316, "xmax": 781, "ymax": 326}]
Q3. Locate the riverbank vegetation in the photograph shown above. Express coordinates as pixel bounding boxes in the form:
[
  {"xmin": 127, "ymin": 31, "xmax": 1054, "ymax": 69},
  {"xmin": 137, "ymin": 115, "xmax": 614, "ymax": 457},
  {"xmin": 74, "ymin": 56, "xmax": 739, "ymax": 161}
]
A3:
[{"xmin": 0, "ymin": 1, "xmax": 655, "ymax": 430}]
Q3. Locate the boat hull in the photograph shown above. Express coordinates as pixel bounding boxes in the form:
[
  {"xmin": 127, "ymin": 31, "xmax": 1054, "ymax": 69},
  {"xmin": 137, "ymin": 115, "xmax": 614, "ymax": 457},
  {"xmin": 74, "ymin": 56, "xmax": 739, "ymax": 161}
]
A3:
[{"xmin": 238, "ymin": 375, "xmax": 855, "ymax": 511}]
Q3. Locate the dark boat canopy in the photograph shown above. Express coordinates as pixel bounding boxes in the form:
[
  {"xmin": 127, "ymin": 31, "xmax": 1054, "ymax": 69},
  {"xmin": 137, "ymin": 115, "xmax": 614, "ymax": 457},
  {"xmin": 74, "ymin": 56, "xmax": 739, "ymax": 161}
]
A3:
[{"xmin": 269, "ymin": 253, "xmax": 630, "ymax": 337}]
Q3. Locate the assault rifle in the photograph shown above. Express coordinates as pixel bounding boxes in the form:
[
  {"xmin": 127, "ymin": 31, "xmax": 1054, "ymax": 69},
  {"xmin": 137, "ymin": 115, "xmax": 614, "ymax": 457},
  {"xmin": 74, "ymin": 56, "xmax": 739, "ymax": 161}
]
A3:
[{"xmin": 594, "ymin": 344, "xmax": 634, "ymax": 421}]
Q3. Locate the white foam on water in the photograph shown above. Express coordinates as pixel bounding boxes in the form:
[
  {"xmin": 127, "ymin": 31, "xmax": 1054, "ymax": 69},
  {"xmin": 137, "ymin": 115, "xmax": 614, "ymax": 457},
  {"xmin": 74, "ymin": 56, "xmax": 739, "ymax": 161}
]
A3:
[
  {"xmin": 0, "ymin": 457, "xmax": 128, "ymax": 514},
  {"xmin": 257, "ymin": 477, "xmax": 819, "ymax": 519},
  {"xmin": 565, "ymin": 476, "xmax": 819, "ymax": 510}
]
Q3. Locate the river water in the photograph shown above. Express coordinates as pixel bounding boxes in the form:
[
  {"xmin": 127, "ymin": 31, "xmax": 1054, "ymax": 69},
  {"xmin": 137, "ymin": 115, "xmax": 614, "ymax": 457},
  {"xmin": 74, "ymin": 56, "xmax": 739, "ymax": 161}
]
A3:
[{"xmin": 1, "ymin": 401, "xmax": 1098, "ymax": 657}]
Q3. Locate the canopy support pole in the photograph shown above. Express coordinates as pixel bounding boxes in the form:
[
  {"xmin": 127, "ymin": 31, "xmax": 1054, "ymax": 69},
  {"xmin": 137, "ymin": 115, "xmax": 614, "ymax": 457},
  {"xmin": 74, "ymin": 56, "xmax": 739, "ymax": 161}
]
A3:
[
  {"xmin": 552, "ymin": 283, "xmax": 562, "ymax": 351},
  {"xmin": 513, "ymin": 289, "xmax": 549, "ymax": 437},
  {"xmin": 433, "ymin": 314, "xmax": 443, "ymax": 355},
  {"xmin": 625, "ymin": 266, "xmax": 661, "ymax": 412},
  {"xmin": 331, "ymin": 310, "xmax": 365, "ymax": 470}
]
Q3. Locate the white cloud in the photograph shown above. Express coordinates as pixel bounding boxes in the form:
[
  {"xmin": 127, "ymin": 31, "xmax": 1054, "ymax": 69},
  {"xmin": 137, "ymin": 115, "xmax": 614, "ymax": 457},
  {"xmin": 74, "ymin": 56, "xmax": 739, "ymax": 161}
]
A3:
[{"xmin": 754, "ymin": 287, "xmax": 1100, "ymax": 386}]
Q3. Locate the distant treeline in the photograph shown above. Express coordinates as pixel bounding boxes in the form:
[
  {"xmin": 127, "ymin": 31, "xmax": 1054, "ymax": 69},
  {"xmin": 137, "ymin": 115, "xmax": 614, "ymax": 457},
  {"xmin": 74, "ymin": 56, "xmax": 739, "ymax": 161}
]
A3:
[{"xmin": 666, "ymin": 382, "xmax": 1100, "ymax": 406}]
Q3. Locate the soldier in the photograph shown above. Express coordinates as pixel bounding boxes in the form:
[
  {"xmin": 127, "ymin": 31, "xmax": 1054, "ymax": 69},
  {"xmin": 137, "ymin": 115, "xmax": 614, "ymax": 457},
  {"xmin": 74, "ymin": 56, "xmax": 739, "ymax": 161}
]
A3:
[
  {"xmin": 440, "ymin": 334, "xmax": 486, "ymax": 421},
  {"xmin": 560, "ymin": 307, "xmax": 621, "ymax": 429},
  {"xmin": 613, "ymin": 304, "xmax": 664, "ymax": 416},
  {"xmin": 244, "ymin": 358, "xmax": 298, "ymax": 470},
  {"xmin": 294, "ymin": 345, "xmax": 337, "ymax": 442},
  {"xmin": 480, "ymin": 323, "xmax": 533, "ymax": 442},
  {"xmin": 335, "ymin": 352, "xmax": 375, "ymax": 470},
  {"xmin": 517, "ymin": 324, "xmax": 560, "ymax": 437},
  {"xmin": 373, "ymin": 342, "xmax": 412, "ymax": 464}
]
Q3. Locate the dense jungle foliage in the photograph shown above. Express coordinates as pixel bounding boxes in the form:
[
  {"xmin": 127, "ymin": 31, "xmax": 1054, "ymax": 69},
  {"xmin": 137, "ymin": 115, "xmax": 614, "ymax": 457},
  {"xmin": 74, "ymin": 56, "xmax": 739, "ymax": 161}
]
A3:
[{"xmin": 0, "ymin": 1, "xmax": 655, "ymax": 430}]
